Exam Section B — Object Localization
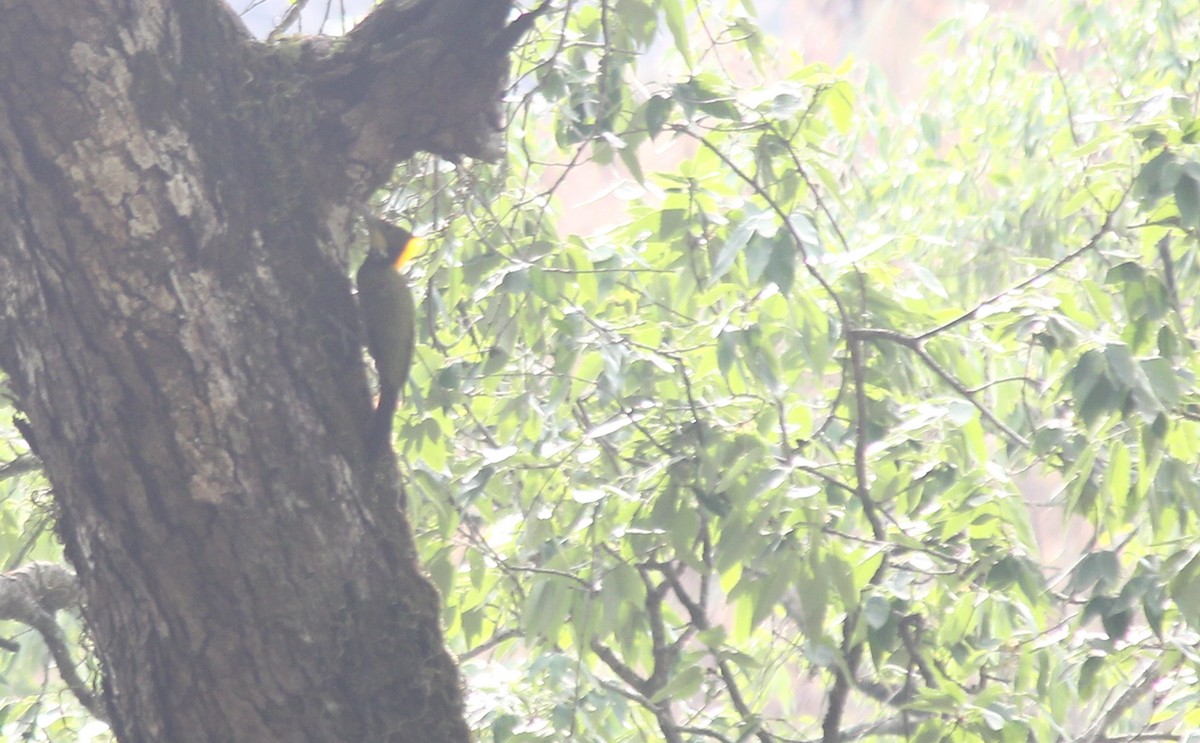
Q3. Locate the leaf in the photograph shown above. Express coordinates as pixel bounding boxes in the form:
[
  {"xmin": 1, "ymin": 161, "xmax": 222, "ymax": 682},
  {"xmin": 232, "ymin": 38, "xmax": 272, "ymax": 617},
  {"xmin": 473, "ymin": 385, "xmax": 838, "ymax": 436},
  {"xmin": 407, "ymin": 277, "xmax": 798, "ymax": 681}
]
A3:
[
  {"xmin": 1133, "ymin": 149, "xmax": 1179, "ymax": 204},
  {"xmin": 661, "ymin": 0, "xmax": 693, "ymax": 68},
  {"xmin": 672, "ymin": 76, "xmax": 741, "ymax": 121},
  {"xmin": 1101, "ymin": 607, "xmax": 1131, "ymax": 640},
  {"xmin": 1104, "ymin": 261, "xmax": 1144, "ymax": 284},
  {"xmin": 748, "ymin": 563, "xmax": 789, "ymax": 630},
  {"xmin": 650, "ymin": 665, "xmax": 703, "ymax": 703},
  {"xmin": 644, "ymin": 94, "xmax": 673, "ymax": 139},
  {"xmin": 863, "ymin": 594, "xmax": 890, "ymax": 629},
  {"xmin": 618, "ymin": 140, "xmax": 645, "ymax": 183},
  {"xmin": 1107, "ymin": 440, "xmax": 1131, "ymax": 517},
  {"xmin": 1143, "ymin": 581, "xmax": 1166, "ymax": 639},
  {"xmin": 491, "ymin": 713, "xmax": 520, "ymax": 743},
  {"xmin": 523, "ymin": 578, "xmax": 572, "ymax": 641},
  {"xmin": 789, "ymin": 211, "xmax": 820, "ymax": 250},
  {"xmin": 659, "ymin": 208, "xmax": 687, "ymax": 239},
  {"xmin": 824, "ymin": 81, "xmax": 855, "ymax": 134},
  {"xmin": 461, "ymin": 607, "xmax": 484, "ymax": 646},
  {"xmin": 939, "ymin": 593, "xmax": 978, "ymax": 646},
  {"xmin": 794, "ymin": 561, "xmax": 828, "ymax": 631},
  {"xmin": 1168, "ymin": 551, "xmax": 1200, "ymax": 629},
  {"xmin": 1069, "ymin": 350, "xmax": 1121, "ymax": 428},
  {"xmin": 717, "ymin": 329, "xmax": 738, "ymax": 377},
  {"xmin": 802, "ymin": 637, "xmax": 837, "ymax": 667},
  {"xmin": 1102, "ymin": 343, "xmax": 1138, "ymax": 390},
  {"xmin": 764, "ymin": 235, "xmax": 796, "ymax": 293},
  {"xmin": 1077, "ymin": 655, "xmax": 1104, "ymax": 700},
  {"xmin": 709, "ymin": 220, "xmax": 754, "ymax": 284},
  {"xmin": 1068, "ymin": 550, "xmax": 1120, "ymax": 595},
  {"xmin": 427, "ymin": 548, "xmax": 456, "ymax": 598},
  {"xmin": 1140, "ymin": 357, "xmax": 1181, "ymax": 407},
  {"xmin": 976, "ymin": 705, "xmax": 1007, "ymax": 732},
  {"xmin": 740, "ymin": 325, "xmax": 784, "ymax": 394},
  {"xmin": 1176, "ymin": 170, "xmax": 1200, "ymax": 229}
]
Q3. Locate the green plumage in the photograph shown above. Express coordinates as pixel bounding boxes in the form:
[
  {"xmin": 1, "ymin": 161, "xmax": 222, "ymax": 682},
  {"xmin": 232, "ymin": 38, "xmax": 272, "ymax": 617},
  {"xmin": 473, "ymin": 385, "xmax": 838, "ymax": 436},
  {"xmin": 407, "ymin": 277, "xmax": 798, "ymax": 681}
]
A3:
[{"xmin": 358, "ymin": 218, "xmax": 418, "ymax": 456}]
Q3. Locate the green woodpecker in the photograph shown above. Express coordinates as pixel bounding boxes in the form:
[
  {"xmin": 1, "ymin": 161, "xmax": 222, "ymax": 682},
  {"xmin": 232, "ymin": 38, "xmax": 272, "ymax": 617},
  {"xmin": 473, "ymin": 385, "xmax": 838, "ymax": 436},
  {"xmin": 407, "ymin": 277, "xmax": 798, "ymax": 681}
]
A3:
[{"xmin": 358, "ymin": 217, "xmax": 421, "ymax": 456}]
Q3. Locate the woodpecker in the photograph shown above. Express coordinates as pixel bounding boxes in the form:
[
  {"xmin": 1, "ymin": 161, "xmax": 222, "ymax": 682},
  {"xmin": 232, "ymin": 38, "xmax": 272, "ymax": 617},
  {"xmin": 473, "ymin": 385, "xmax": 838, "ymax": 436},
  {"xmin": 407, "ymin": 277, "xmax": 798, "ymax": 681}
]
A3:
[{"xmin": 357, "ymin": 217, "xmax": 421, "ymax": 457}]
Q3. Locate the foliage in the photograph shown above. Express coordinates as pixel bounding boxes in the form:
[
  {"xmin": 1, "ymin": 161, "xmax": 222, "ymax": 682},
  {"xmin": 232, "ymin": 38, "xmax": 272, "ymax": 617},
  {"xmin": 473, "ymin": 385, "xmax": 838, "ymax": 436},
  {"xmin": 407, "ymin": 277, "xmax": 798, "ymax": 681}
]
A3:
[
  {"xmin": 386, "ymin": 0, "xmax": 1200, "ymax": 740},
  {"xmin": 5, "ymin": 0, "xmax": 1200, "ymax": 740}
]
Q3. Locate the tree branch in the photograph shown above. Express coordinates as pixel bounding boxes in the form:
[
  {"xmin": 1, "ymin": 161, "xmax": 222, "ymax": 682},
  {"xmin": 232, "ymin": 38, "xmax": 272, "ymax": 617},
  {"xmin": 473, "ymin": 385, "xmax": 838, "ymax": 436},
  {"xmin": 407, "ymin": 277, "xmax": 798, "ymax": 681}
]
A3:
[{"xmin": 0, "ymin": 563, "xmax": 102, "ymax": 720}]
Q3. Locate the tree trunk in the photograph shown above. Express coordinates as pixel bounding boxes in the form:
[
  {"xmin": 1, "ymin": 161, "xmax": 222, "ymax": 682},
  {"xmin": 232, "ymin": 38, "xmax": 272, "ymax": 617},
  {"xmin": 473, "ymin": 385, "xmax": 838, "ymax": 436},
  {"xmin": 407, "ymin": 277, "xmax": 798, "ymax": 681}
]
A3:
[{"xmin": 0, "ymin": 0, "xmax": 525, "ymax": 739}]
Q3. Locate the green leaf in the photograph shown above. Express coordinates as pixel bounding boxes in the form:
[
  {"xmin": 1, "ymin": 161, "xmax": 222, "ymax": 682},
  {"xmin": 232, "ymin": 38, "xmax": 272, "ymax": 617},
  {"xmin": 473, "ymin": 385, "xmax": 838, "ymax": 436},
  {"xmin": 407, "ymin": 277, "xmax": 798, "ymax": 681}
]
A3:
[
  {"xmin": 1078, "ymin": 655, "xmax": 1105, "ymax": 700},
  {"xmin": 764, "ymin": 234, "xmax": 797, "ymax": 293},
  {"xmin": 1068, "ymin": 550, "xmax": 1120, "ymax": 595},
  {"xmin": 1134, "ymin": 149, "xmax": 1179, "ymax": 204},
  {"xmin": 644, "ymin": 94, "xmax": 673, "ymax": 139},
  {"xmin": 1169, "ymin": 551, "xmax": 1200, "ymax": 629},
  {"xmin": 661, "ymin": 0, "xmax": 693, "ymax": 68},
  {"xmin": 523, "ymin": 578, "xmax": 572, "ymax": 641},
  {"xmin": 717, "ymin": 329, "xmax": 738, "ymax": 377},
  {"xmin": 659, "ymin": 208, "xmax": 687, "ymax": 239},
  {"xmin": 1176, "ymin": 170, "xmax": 1200, "ymax": 229},
  {"xmin": 491, "ymin": 713, "xmax": 520, "ymax": 743},
  {"xmin": 1101, "ymin": 607, "xmax": 1131, "ymax": 640},
  {"xmin": 826, "ymin": 553, "xmax": 858, "ymax": 610},
  {"xmin": 650, "ymin": 665, "xmax": 703, "ymax": 703},
  {"xmin": 749, "ymin": 562, "xmax": 790, "ymax": 629},
  {"xmin": 862, "ymin": 594, "xmax": 890, "ymax": 629},
  {"xmin": 824, "ymin": 81, "xmax": 855, "ymax": 134},
  {"xmin": 709, "ymin": 220, "xmax": 754, "ymax": 284},
  {"xmin": 1143, "ymin": 581, "xmax": 1166, "ymax": 639},
  {"xmin": 1104, "ymin": 261, "xmax": 1144, "ymax": 284},
  {"xmin": 1107, "ymin": 440, "xmax": 1131, "ymax": 517},
  {"xmin": 794, "ymin": 561, "xmax": 829, "ymax": 631},
  {"xmin": 1070, "ymin": 350, "xmax": 1121, "ymax": 428},
  {"xmin": 618, "ymin": 139, "xmax": 645, "ymax": 183},
  {"xmin": 672, "ymin": 76, "xmax": 741, "ymax": 121},
  {"xmin": 1102, "ymin": 343, "xmax": 1138, "ymax": 390},
  {"xmin": 428, "ymin": 548, "xmax": 455, "ymax": 596},
  {"xmin": 740, "ymin": 325, "xmax": 784, "ymax": 394}
]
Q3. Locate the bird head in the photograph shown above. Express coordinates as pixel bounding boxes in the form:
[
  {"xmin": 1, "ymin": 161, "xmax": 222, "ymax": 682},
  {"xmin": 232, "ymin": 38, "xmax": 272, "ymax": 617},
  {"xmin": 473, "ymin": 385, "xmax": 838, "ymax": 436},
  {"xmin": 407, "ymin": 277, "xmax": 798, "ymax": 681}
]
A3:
[{"xmin": 366, "ymin": 217, "xmax": 424, "ymax": 271}]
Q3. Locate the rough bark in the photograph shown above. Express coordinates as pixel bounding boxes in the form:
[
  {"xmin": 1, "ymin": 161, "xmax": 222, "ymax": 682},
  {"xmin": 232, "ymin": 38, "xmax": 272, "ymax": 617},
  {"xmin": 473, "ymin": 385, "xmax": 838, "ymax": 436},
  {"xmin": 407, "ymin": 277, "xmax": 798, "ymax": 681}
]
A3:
[{"xmin": 0, "ymin": 0, "xmax": 527, "ymax": 739}]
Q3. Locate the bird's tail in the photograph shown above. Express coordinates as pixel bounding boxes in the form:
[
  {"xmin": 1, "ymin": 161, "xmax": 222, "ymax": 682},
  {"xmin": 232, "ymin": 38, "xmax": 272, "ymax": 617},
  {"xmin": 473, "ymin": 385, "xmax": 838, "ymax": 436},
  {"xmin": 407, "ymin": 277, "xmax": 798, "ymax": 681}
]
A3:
[{"xmin": 367, "ymin": 384, "xmax": 400, "ymax": 458}]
